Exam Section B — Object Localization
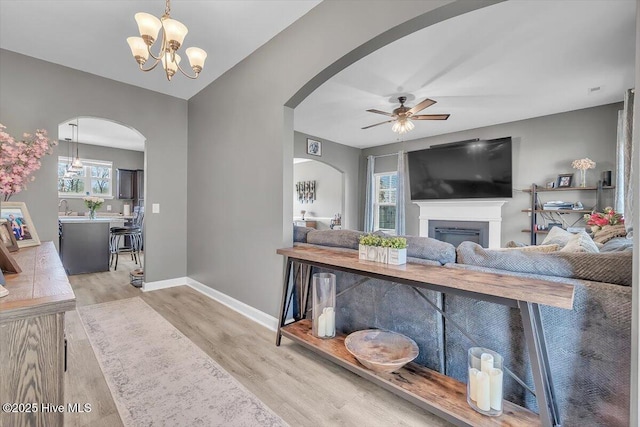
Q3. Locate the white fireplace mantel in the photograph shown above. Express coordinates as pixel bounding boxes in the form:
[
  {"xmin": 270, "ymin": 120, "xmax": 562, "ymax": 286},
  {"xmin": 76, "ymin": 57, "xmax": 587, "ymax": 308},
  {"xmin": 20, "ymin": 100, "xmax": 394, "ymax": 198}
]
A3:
[{"xmin": 413, "ymin": 200, "xmax": 508, "ymax": 248}]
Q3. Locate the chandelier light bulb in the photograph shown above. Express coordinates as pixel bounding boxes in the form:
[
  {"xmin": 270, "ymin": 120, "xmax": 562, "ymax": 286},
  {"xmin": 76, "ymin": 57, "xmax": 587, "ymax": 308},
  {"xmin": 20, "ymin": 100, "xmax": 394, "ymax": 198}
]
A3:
[
  {"xmin": 185, "ymin": 47, "xmax": 207, "ymax": 73},
  {"xmin": 163, "ymin": 18, "xmax": 188, "ymax": 50},
  {"xmin": 392, "ymin": 118, "xmax": 415, "ymax": 135},
  {"xmin": 134, "ymin": 12, "xmax": 162, "ymax": 44},
  {"xmin": 127, "ymin": 37, "xmax": 149, "ymax": 64}
]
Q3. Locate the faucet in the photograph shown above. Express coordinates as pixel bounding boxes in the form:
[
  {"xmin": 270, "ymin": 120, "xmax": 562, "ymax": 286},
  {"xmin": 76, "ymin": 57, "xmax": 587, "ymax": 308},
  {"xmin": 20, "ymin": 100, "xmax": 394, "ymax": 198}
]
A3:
[{"xmin": 58, "ymin": 199, "xmax": 70, "ymax": 216}]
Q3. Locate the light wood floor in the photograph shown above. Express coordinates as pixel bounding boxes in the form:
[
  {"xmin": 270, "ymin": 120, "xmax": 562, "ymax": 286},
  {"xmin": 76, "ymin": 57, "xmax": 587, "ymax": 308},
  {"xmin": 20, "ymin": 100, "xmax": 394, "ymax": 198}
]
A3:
[{"xmin": 63, "ymin": 256, "xmax": 452, "ymax": 427}]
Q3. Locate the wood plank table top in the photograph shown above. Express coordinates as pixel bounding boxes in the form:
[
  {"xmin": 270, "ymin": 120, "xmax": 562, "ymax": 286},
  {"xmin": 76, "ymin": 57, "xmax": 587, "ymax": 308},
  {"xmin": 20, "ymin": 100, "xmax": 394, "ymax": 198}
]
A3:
[
  {"xmin": 277, "ymin": 246, "xmax": 575, "ymax": 310},
  {"xmin": 1, "ymin": 242, "xmax": 76, "ymax": 323}
]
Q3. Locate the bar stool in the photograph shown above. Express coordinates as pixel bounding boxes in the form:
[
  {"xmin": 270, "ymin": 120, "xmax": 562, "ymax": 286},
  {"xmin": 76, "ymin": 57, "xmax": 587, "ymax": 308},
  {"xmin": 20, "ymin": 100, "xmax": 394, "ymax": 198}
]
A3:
[{"xmin": 109, "ymin": 209, "xmax": 144, "ymax": 271}]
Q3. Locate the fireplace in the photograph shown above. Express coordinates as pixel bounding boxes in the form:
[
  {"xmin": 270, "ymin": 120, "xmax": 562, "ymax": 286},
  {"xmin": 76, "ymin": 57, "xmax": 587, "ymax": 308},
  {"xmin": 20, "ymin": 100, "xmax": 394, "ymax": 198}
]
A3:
[
  {"xmin": 429, "ymin": 220, "xmax": 490, "ymax": 248},
  {"xmin": 413, "ymin": 200, "xmax": 507, "ymax": 248}
]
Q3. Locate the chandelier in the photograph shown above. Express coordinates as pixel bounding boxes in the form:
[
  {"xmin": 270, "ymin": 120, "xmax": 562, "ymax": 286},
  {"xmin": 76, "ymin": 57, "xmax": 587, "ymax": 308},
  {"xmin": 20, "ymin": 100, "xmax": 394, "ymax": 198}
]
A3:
[{"xmin": 127, "ymin": 0, "xmax": 207, "ymax": 81}]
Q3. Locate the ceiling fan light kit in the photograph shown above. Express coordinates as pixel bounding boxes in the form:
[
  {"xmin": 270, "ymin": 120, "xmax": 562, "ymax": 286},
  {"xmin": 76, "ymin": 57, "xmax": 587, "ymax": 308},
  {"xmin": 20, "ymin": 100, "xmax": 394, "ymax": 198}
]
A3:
[
  {"xmin": 127, "ymin": 0, "xmax": 207, "ymax": 81},
  {"xmin": 363, "ymin": 96, "xmax": 450, "ymax": 134}
]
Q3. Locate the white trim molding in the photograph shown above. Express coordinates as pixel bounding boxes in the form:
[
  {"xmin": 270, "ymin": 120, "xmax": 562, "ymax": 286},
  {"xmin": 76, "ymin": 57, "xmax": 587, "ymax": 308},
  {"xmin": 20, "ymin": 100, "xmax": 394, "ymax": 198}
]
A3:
[
  {"xmin": 414, "ymin": 200, "xmax": 507, "ymax": 248},
  {"xmin": 142, "ymin": 276, "xmax": 188, "ymax": 292},
  {"xmin": 186, "ymin": 278, "xmax": 278, "ymax": 331}
]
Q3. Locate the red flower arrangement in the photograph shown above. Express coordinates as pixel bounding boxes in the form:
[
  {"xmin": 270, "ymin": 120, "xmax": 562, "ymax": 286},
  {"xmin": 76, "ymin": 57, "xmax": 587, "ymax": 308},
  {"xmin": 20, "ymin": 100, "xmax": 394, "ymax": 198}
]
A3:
[{"xmin": 584, "ymin": 207, "xmax": 624, "ymax": 232}]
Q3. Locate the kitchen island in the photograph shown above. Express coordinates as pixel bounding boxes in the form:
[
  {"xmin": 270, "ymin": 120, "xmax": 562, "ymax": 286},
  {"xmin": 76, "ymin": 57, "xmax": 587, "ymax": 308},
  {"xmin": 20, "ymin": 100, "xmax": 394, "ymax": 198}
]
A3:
[{"xmin": 58, "ymin": 217, "xmax": 125, "ymax": 274}]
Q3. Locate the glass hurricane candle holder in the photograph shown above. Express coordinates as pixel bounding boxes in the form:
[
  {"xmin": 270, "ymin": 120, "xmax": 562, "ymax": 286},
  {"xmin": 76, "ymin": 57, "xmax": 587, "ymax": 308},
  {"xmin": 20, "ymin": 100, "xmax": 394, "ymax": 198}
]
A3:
[
  {"xmin": 312, "ymin": 273, "xmax": 336, "ymax": 339},
  {"xmin": 467, "ymin": 347, "xmax": 503, "ymax": 416}
]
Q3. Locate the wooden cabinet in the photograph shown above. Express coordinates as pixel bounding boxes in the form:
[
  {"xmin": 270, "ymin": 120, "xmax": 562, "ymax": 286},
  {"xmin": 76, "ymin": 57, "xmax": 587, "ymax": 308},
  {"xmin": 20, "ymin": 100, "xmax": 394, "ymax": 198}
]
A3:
[
  {"xmin": 294, "ymin": 220, "xmax": 317, "ymax": 229},
  {"xmin": 117, "ymin": 168, "xmax": 135, "ymax": 199},
  {"xmin": 117, "ymin": 169, "xmax": 144, "ymax": 206},
  {"xmin": 0, "ymin": 242, "xmax": 76, "ymax": 426},
  {"xmin": 522, "ymin": 182, "xmax": 615, "ymax": 244}
]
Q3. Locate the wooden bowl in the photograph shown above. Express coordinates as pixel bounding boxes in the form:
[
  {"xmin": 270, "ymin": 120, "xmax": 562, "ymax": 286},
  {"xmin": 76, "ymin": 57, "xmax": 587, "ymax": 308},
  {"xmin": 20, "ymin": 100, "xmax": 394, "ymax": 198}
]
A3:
[{"xmin": 344, "ymin": 329, "xmax": 419, "ymax": 373}]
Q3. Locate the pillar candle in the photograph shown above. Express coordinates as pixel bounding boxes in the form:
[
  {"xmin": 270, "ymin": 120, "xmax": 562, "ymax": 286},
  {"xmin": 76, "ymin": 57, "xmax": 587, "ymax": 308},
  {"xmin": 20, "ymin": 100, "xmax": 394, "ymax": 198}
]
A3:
[
  {"xmin": 324, "ymin": 307, "xmax": 335, "ymax": 337},
  {"xmin": 468, "ymin": 368, "xmax": 479, "ymax": 401},
  {"xmin": 490, "ymin": 368, "xmax": 503, "ymax": 411},
  {"xmin": 481, "ymin": 353, "xmax": 494, "ymax": 374},
  {"xmin": 317, "ymin": 313, "xmax": 326, "ymax": 337},
  {"xmin": 476, "ymin": 371, "xmax": 491, "ymax": 411}
]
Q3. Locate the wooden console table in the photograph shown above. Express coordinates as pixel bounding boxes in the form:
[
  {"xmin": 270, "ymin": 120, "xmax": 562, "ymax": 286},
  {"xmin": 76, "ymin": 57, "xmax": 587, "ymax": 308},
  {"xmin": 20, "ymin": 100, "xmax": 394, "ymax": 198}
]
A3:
[
  {"xmin": 275, "ymin": 245, "xmax": 575, "ymax": 427},
  {"xmin": 0, "ymin": 242, "xmax": 76, "ymax": 427}
]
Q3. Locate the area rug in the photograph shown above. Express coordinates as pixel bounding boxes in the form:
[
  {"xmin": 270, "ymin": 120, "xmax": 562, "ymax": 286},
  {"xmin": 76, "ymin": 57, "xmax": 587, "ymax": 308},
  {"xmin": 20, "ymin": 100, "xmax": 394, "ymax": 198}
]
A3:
[{"xmin": 78, "ymin": 297, "xmax": 288, "ymax": 427}]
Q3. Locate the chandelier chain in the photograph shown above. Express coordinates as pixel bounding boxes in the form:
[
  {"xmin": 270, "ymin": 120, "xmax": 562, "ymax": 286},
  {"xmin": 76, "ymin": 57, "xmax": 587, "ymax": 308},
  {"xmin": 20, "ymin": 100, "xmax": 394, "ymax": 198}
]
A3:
[{"xmin": 165, "ymin": 0, "xmax": 171, "ymax": 16}]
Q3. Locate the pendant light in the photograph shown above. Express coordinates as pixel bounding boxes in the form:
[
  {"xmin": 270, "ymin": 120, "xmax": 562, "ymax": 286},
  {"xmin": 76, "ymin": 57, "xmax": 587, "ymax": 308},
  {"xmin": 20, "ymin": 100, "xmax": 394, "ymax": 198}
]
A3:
[
  {"xmin": 69, "ymin": 119, "xmax": 83, "ymax": 171},
  {"xmin": 63, "ymin": 136, "xmax": 74, "ymax": 178}
]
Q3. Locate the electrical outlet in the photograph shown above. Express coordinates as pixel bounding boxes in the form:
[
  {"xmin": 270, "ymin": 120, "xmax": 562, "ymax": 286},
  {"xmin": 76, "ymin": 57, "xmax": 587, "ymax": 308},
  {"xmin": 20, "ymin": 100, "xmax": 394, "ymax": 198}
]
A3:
[
  {"xmin": 152, "ymin": 203, "xmax": 160, "ymax": 214},
  {"xmin": 106, "ymin": 205, "xmax": 112, "ymax": 211}
]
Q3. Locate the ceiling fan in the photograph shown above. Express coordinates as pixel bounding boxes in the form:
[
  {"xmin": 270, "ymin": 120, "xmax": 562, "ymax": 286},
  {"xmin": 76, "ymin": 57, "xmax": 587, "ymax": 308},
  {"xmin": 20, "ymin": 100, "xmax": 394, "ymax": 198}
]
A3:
[{"xmin": 362, "ymin": 96, "xmax": 450, "ymax": 134}]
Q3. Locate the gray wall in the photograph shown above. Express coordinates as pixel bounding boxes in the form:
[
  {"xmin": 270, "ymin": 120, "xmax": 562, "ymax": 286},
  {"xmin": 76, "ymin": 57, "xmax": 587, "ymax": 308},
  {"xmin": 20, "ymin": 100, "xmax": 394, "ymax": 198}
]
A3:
[
  {"xmin": 362, "ymin": 103, "xmax": 621, "ymax": 245},
  {"xmin": 293, "ymin": 131, "xmax": 360, "ymax": 229},
  {"xmin": 57, "ymin": 141, "xmax": 144, "ymax": 215},
  {"xmin": 293, "ymin": 160, "xmax": 343, "ymax": 230},
  {"xmin": 0, "ymin": 49, "xmax": 188, "ymax": 283},
  {"xmin": 187, "ymin": 1, "xmax": 458, "ymax": 317}
]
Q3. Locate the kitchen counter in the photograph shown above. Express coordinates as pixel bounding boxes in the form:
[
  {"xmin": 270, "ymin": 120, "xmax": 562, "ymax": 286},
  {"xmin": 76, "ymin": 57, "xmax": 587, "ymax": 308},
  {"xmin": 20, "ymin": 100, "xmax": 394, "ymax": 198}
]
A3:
[
  {"xmin": 59, "ymin": 216, "xmax": 128, "ymax": 223},
  {"xmin": 59, "ymin": 220, "xmax": 113, "ymax": 274}
]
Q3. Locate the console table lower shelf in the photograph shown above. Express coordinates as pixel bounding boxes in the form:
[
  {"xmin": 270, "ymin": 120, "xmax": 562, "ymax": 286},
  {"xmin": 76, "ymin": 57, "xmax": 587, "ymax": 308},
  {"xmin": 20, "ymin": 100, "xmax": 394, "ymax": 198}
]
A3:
[{"xmin": 281, "ymin": 319, "xmax": 540, "ymax": 427}]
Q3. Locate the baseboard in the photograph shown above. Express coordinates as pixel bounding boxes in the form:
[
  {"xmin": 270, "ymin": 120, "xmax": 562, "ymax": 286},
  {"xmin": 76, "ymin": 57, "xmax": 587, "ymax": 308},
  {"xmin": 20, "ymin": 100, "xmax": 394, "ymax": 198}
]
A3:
[
  {"xmin": 186, "ymin": 278, "xmax": 278, "ymax": 331},
  {"xmin": 142, "ymin": 276, "xmax": 188, "ymax": 292}
]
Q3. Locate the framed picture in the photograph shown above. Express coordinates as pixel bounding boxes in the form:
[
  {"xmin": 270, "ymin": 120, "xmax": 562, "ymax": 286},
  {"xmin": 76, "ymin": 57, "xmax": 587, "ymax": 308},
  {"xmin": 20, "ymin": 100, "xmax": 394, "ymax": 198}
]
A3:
[
  {"xmin": 307, "ymin": 138, "xmax": 322, "ymax": 157},
  {"xmin": 0, "ymin": 202, "xmax": 41, "ymax": 248},
  {"xmin": 0, "ymin": 220, "xmax": 19, "ymax": 252},
  {"xmin": 556, "ymin": 173, "xmax": 573, "ymax": 188}
]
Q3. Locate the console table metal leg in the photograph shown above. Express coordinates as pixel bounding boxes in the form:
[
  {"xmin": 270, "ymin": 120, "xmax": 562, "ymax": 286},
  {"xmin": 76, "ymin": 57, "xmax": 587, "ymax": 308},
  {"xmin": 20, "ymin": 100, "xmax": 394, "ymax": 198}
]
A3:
[
  {"xmin": 275, "ymin": 256, "xmax": 293, "ymax": 346},
  {"xmin": 519, "ymin": 301, "xmax": 560, "ymax": 427}
]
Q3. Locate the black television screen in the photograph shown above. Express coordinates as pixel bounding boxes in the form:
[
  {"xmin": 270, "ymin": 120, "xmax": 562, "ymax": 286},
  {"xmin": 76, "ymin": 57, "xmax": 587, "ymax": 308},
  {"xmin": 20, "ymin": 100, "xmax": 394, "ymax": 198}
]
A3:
[{"xmin": 408, "ymin": 137, "xmax": 512, "ymax": 200}]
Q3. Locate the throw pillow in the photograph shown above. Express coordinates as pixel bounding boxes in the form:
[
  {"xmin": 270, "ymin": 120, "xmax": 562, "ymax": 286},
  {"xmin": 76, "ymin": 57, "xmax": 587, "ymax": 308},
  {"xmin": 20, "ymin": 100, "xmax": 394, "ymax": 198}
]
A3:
[
  {"xmin": 559, "ymin": 230, "xmax": 600, "ymax": 253},
  {"xmin": 540, "ymin": 226, "xmax": 574, "ymax": 248},
  {"xmin": 495, "ymin": 244, "xmax": 560, "ymax": 253},
  {"xmin": 592, "ymin": 224, "xmax": 627, "ymax": 244}
]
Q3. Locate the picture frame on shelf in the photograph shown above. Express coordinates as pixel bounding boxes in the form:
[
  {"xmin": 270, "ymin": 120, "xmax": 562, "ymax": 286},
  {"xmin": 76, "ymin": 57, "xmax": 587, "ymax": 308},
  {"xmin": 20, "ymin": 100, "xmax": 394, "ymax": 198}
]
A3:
[
  {"xmin": 0, "ymin": 220, "xmax": 19, "ymax": 252},
  {"xmin": 546, "ymin": 181, "xmax": 556, "ymax": 189},
  {"xmin": 307, "ymin": 138, "xmax": 322, "ymax": 157},
  {"xmin": 0, "ymin": 202, "xmax": 41, "ymax": 248},
  {"xmin": 556, "ymin": 173, "xmax": 573, "ymax": 188}
]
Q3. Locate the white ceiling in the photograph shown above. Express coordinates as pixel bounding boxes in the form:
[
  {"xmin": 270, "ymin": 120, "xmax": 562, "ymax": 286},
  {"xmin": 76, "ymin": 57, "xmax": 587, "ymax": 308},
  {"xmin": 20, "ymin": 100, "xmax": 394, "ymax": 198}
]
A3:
[
  {"xmin": 0, "ymin": 0, "xmax": 320, "ymax": 100},
  {"xmin": 59, "ymin": 117, "xmax": 146, "ymax": 152},
  {"xmin": 294, "ymin": 0, "xmax": 636, "ymax": 149}
]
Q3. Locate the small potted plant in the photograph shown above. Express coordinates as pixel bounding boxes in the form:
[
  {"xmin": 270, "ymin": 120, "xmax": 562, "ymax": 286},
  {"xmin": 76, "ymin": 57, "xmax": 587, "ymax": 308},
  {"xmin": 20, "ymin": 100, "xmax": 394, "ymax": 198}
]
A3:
[
  {"xmin": 359, "ymin": 234, "xmax": 382, "ymax": 262},
  {"xmin": 387, "ymin": 237, "xmax": 407, "ymax": 265}
]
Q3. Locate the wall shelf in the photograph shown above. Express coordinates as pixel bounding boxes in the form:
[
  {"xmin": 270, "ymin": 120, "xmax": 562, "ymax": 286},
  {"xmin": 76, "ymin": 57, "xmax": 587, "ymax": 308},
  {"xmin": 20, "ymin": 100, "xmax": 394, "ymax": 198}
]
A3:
[{"xmin": 523, "ymin": 182, "xmax": 614, "ymax": 245}]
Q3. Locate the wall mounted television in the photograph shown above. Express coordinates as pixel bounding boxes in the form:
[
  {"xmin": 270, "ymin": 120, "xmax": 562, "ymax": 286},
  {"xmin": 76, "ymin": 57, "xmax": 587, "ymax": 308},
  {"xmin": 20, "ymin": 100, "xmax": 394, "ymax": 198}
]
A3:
[{"xmin": 408, "ymin": 137, "xmax": 512, "ymax": 200}]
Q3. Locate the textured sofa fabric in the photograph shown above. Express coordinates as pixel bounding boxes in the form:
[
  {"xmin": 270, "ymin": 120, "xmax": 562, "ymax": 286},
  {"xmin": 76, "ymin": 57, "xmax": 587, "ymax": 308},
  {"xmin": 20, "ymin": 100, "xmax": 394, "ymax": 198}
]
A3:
[
  {"xmin": 306, "ymin": 229, "xmax": 364, "ymax": 249},
  {"xmin": 293, "ymin": 225, "xmax": 314, "ymax": 243},
  {"xmin": 456, "ymin": 241, "xmax": 633, "ymax": 286}
]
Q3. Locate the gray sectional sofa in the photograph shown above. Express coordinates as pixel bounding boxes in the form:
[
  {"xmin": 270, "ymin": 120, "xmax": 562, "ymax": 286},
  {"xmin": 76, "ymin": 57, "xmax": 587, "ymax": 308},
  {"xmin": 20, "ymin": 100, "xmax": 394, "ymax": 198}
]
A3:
[{"xmin": 292, "ymin": 226, "xmax": 633, "ymax": 427}]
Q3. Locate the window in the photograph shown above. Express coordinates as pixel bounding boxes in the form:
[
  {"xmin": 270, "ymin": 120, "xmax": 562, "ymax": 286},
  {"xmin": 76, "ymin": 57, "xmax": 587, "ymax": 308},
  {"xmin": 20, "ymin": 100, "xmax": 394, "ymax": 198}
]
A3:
[
  {"xmin": 58, "ymin": 157, "xmax": 113, "ymax": 198},
  {"xmin": 374, "ymin": 172, "xmax": 397, "ymax": 233}
]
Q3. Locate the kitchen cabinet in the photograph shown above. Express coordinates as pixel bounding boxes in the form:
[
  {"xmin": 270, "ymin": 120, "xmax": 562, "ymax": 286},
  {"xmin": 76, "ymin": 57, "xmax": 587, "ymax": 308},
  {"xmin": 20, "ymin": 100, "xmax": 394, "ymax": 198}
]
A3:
[
  {"xmin": 135, "ymin": 169, "xmax": 144, "ymax": 206},
  {"xmin": 117, "ymin": 168, "xmax": 135, "ymax": 199}
]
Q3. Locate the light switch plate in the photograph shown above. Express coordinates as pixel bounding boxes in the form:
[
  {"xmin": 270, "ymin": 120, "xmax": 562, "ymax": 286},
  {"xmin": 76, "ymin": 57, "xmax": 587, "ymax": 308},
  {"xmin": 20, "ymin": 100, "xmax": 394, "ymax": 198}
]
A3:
[{"xmin": 152, "ymin": 203, "xmax": 160, "ymax": 214}]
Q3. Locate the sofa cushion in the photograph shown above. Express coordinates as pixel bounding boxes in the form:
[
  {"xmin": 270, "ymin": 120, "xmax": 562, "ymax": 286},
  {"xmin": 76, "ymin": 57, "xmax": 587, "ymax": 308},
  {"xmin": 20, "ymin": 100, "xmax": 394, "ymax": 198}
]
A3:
[
  {"xmin": 559, "ymin": 231, "xmax": 599, "ymax": 253},
  {"xmin": 306, "ymin": 229, "xmax": 364, "ymax": 250},
  {"xmin": 404, "ymin": 235, "xmax": 456, "ymax": 265},
  {"xmin": 293, "ymin": 225, "xmax": 314, "ymax": 243},
  {"xmin": 541, "ymin": 226, "xmax": 574, "ymax": 247},
  {"xmin": 593, "ymin": 224, "xmax": 628, "ymax": 244},
  {"xmin": 495, "ymin": 244, "xmax": 559, "ymax": 253},
  {"xmin": 600, "ymin": 237, "xmax": 634, "ymax": 252},
  {"xmin": 456, "ymin": 241, "xmax": 632, "ymax": 286}
]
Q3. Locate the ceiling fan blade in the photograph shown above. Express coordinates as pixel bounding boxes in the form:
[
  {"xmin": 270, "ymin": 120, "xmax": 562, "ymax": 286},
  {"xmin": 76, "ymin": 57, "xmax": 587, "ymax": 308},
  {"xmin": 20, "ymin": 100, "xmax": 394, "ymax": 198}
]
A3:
[
  {"xmin": 411, "ymin": 114, "xmax": 450, "ymax": 120},
  {"xmin": 408, "ymin": 98, "xmax": 436, "ymax": 115},
  {"xmin": 366, "ymin": 109, "xmax": 394, "ymax": 117},
  {"xmin": 361, "ymin": 120, "xmax": 395, "ymax": 129}
]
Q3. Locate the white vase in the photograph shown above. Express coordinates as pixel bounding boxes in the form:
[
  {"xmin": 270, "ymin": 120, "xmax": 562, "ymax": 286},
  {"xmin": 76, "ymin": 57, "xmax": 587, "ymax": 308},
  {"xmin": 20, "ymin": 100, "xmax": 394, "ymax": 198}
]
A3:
[
  {"xmin": 377, "ymin": 247, "xmax": 389, "ymax": 264},
  {"xmin": 358, "ymin": 244, "xmax": 368, "ymax": 260},
  {"xmin": 366, "ymin": 245, "xmax": 378, "ymax": 261}
]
